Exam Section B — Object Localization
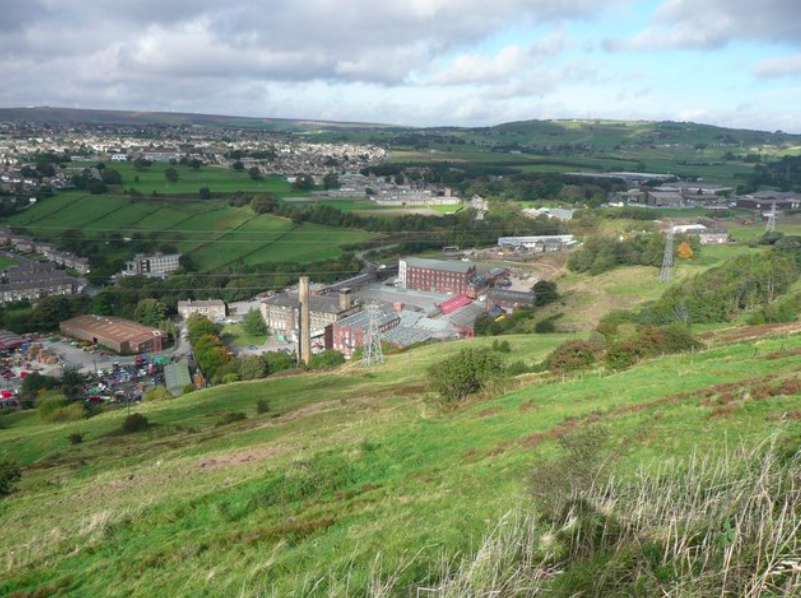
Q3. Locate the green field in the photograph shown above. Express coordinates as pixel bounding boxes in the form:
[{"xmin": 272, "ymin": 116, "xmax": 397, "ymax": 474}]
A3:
[
  {"xmin": 3, "ymin": 326, "xmax": 801, "ymax": 596},
  {"xmin": 3, "ymin": 195, "xmax": 374, "ymax": 271},
  {"xmin": 80, "ymin": 162, "xmax": 307, "ymax": 197},
  {"xmin": 0, "ymin": 255, "xmax": 18, "ymax": 271},
  {"xmin": 222, "ymin": 322, "xmax": 267, "ymax": 347}
]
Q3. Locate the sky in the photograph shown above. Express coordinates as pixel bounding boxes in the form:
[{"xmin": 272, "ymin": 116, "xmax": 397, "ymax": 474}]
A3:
[{"xmin": 1, "ymin": 0, "xmax": 801, "ymax": 132}]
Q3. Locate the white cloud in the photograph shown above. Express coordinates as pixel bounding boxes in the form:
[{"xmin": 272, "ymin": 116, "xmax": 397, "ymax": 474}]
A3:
[
  {"xmin": 755, "ymin": 54, "xmax": 801, "ymax": 78},
  {"xmin": 605, "ymin": 0, "xmax": 801, "ymax": 51}
]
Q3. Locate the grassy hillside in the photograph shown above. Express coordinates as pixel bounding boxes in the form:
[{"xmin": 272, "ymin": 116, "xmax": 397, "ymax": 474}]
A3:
[
  {"xmin": 4, "ymin": 193, "xmax": 374, "ymax": 271},
  {"xmin": 3, "ymin": 324, "xmax": 801, "ymax": 596}
]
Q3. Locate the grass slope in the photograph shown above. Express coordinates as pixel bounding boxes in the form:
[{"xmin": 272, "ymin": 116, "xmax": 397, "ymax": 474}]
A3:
[
  {"xmin": 2, "ymin": 328, "xmax": 801, "ymax": 596},
  {"xmin": 3, "ymin": 196, "xmax": 373, "ymax": 271}
]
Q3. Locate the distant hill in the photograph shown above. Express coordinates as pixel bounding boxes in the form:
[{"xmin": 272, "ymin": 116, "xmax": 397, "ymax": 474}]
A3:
[
  {"xmin": 2, "ymin": 107, "xmax": 800, "ymax": 147},
  {"xmin": 0, "ymin": 106, "xmax": 399, "ymax": 133}
]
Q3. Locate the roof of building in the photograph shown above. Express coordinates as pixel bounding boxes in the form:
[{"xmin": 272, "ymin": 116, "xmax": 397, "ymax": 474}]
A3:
[
  {"xmin": 498, "ymin": 235, "xmax": 576, "ymax": 245},
  {"xmin": 0, "ymin": 330, "xmax": 24, "ymax": 349},
  {"xmin": 177, "ymin": 299, "xmax": 226, "ymax": 308},
  {"xmin": 440, "ymin": 294, "xmax": 472, "ymax": 315},
  {"xmin": 381, "ymin": 326, "xmax": 434, "ymax": 347},
  {"xmin": 335, "ymin": 309, "xmax": 397, "ymax": 330},
  {"xmin": 60, "ymin": 315, "xmax": 163, "ymax": 344},
  {"xmin": 403, "ymin": 257, "xmax": 475, "ymax": 274},
  {"xmin": 164, "ymin": 363, "xmax": 192, "ymax": 393},
  {"xmin": 0, "ymin": 264, "xmax": 81, "ymax": 292},
  {"xmin": 444, "ymin": 303, "xmax": 486, "ymax": 330},
  {"xmin": 354, "ymin": 284, "xmax": 450, "ymax": 316},
  {"xmin": 262, "ymin": 291, "xmax": 354, "ymax": 315},
  {"xmin": 487, "ymin": 289, "xmax": 536, "ymax": 304}
]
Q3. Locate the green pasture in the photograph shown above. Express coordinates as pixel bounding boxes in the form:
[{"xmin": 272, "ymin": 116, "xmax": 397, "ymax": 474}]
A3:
[
  {"xmin": 2, "ymin": 195, "xmax": 373, "ymax": 271},
  {"xmin": 3, "ymin": 327, "xmax": 801, "ymax": 596}
]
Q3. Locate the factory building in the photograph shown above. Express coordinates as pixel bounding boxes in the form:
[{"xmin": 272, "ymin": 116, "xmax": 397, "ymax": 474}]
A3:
[
  {"xmin": 60, "ymin": 315, "xmax": 164, "ymax": 354},
  {"xmin": 398, "ymin": 257, "xmax": 476, "ymax": 295}
]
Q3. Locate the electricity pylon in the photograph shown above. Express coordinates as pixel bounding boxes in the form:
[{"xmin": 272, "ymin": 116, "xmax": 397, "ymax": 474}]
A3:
[
  {"xmin": 362, "ymin": 303, "xmax": 384, "ymax": 367},
  {"xmin": 660, "ymin": 229, "xmax": 675, "ymax": 284},
  {"xmin": 766, "ymin": 202, "xmax": 778, "ymax": 233}
]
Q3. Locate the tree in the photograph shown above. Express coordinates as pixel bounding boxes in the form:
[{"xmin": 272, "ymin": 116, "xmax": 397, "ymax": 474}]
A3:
[
  {"xmin": 0, "ymin": 460, "xmax": 22, "ymax": 497},
  {"xmin": 242, "ymin": 308, "xmax": 266, "ymax": 337},
  {"xmin": 101, "ymin": 168, "xmax": 123, "ymax": 185},
  {"xmin": 323, "ymin": 173, "xmax": 341, "ymax": 190},
  {"xmin": 165, "ymin": 167, "xmax": 179, "ymax": 184},
  {"xmin": 263, "ymin": 351, "xmax": 296, "ymax": 375},
  {"xmin": 239, "ymin": 355, "xmax": 268, "ymax": 380},
  {"xmin": 134, "ymin": 298, "xmax": 168, "ymax": 328},
  {"xmin": 248, "ymin": 166, "xmax": 263, "ymax": 181},
  {"xmin": 199, "ymin": 187, "xmax": 212, "ymax": 199},
  {"xmin": 232, "ymin": 161, "xmax": 245, "ymax": 171},
  {"xmin": 145, "ymin": 385, "xmax": 172, "ymax": 401},
  {"xmin": 427, "ymin": 348, "xmax": 503, "ymax": 402},
  {"xmin": 533, "ymin": 280, "xmax": 559, "ymax": 306},
  {"xmin": 251, "ymin": 195, "xmax": 278, "ymax": 214},
  {"xmin": 186, "ymin": 314, "xmax": 222, "ymax": 345},
  {"xmin": 677, "ymin": 241, "xmax": 694, "ymax": 259},
  {"xmin": 89, "ymin": 181, "xmax": 108, "ymax": 195},
  {"xmin": 292, "ymin": 174, "xmax": 315, "ymax": 191}
]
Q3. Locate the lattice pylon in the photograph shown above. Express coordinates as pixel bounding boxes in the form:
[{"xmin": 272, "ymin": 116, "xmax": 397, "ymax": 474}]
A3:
[
  {"xmin": 660, "ymin": 229, "xmax": 675, "ymax": 284},
  {"xmin": 362, "ymin": 303, "xmax": 384, "ymax": 367}
]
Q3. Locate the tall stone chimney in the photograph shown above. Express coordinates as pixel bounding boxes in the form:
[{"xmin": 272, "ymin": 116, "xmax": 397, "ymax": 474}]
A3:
[
  {"xmin": 299, "ymin": 276, "xmax": 311, "ymax": 365},
  {"xmin": 338, "ymin": 288, "xmax": 352, "ymax": 310}
]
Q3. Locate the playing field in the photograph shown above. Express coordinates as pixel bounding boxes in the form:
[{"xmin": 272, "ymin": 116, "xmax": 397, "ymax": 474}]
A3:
[{"xmin": 3, "ymin": 194, "xmax": 374, "ymax": 270}]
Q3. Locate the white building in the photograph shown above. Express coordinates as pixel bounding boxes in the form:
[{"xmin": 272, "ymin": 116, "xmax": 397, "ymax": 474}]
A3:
[{"xmin": 124, "ymin": 253, "xmax": 181, "ymax": 278}]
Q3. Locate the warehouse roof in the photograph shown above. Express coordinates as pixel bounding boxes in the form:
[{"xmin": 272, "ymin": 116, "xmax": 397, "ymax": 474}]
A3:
[
  {"xmin": 60, "ymin": 315, "xmax": 163, "ymax": 344},
  {"xmin": 403, "ymin": 257, "xmax": 474, "ymax": 274},
  {"xmin": 262, "ymin": 292, "xmax": 353, "ymax": 315},
  {"xmin": 0, "ymin": 330, "xmax": 24, "ymax": 349},
  {"xmin": 177, "ymin": 299, "xmax": 225, "ymax": 308}
]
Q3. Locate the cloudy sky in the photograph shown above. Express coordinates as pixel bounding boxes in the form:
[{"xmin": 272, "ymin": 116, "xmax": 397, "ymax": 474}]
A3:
[{"xmin": 1, "ymin": 0, "xmax": 800, "ymax": 131}]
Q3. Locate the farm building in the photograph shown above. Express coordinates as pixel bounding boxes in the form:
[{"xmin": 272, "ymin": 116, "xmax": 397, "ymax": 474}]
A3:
[
  {"xmin": 398, "ymin": 257, "xmax": 477, "ymax": 295},
  {"xmin": 60, "ymin": 315, "xmax": 164, "ymax": 354}
]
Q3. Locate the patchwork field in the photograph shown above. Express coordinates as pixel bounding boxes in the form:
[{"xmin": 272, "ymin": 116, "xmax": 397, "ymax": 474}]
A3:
[
  {"xmin": 3, "ymin": 324, "xmax": 801, "ymax": 596},
  {"xmin": 79, "ymin": 162, "xmax": 306, "ymax": 196},
  {"xmin": 4, "ymin": 195, "xmax": 374, "ymax": 270}
]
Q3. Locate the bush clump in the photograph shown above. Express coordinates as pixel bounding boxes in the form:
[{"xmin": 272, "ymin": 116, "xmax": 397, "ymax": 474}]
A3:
[
  {"xmin": 545, "ymin": 341, "xmax": 601, "ymax": 374},
  {"xmin": 307, "ymin": 350, "xmax": 345, "ymax": 370},
  {"xmin": 216, "ymin": 411, "xmax": 247, "ymax": 426},
  {"xmin": 120, "ymin": 413, "xmax": 149, "ymax": 433},
  {"xmin": 0, "ymin": 460, "xmax": 22, "ymax": 496},
  {"xmin": 428, "ymin": 347, "xmax": 504, "ymax": 402},
  {"xmin": 256, "ymin": 399, "xmax": 271, "ymax": 414},
  {"xmin": 68, "ymin": 432, "xmax": 85, "ymax": 445}
]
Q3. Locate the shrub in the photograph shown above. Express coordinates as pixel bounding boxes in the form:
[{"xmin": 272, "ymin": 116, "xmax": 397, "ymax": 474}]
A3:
[
  {"xmin": 145, "ymin": 385, "xmax": 172, "ymax": 401},
  {"xmin": 38, "ymin": 392, "xmax": 70, "ymax": 421},
  {"xmin": 546, "ymin": 341, "xmax": 600, "ymax": 374},
  {"xmin": 217, "ymin": 411, "xmax": 246, "ymax": 426},
  {"xmin": 256, "ymin": 399, "xmax": 271, "ymax": 414},
  {"xmin": 263, "ymin": 351, "xmax": 296, "ymax": 375},
  {"xmin": 530, "ymin": 425, "xmax": 612, "ymax": 521},
  {"xmin": 120, "ymin": 413, "xmax": 149, "ymax": 433},
  {"xmin": 492, "ymin": 340, "xmax": 511, "ymax": 353},
  {"xmin": 239, "ymin": 355, "xmax": 268, "ymax": 380},
  {"xmin": 428, "ymin": 347, "xmax": 504, "ymax": 402},
  {"xmin": 307, "ymin": 350, "xmax": 345, "ymax": 370},
  {"xmin": 533, "ymin": 280, "xmax": 559, "ymax": 306},
  {"xmin": 68, "ymin": 432, "xmax": 85, "ymax": 445},
  {"xmin": 0, "ymin": 460, "xmax": 22, "ymax": 496},
  {"xmin": 221, "ymin": 373, "xmax": 240, "ymax": 384}
]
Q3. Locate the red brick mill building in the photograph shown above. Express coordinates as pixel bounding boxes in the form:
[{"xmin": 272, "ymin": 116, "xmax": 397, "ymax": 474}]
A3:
[{"xmin": 398, "ymin": 257, "xmax": 476, "ymax": 296}]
